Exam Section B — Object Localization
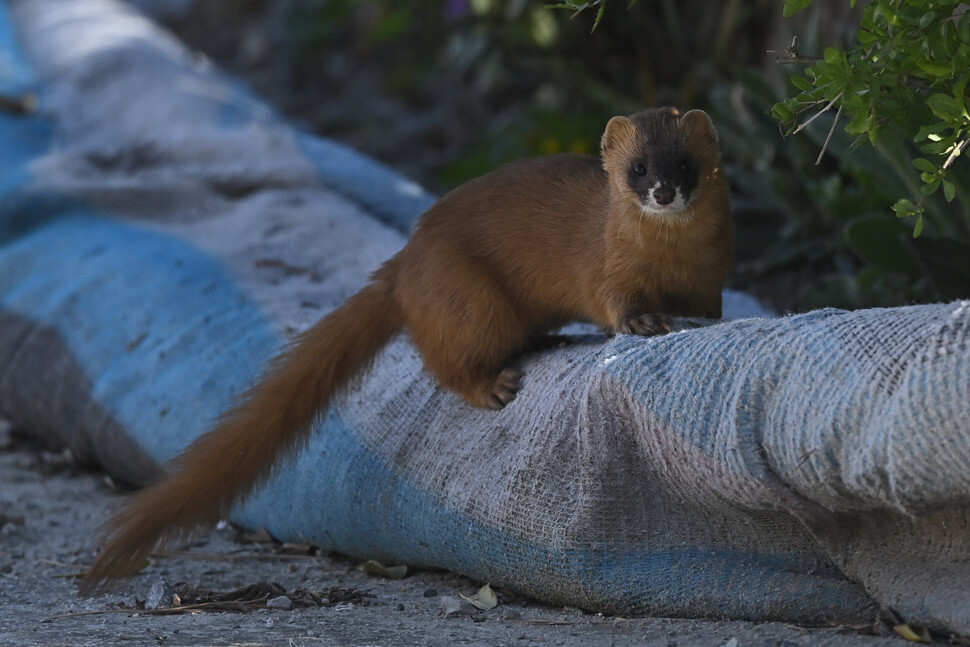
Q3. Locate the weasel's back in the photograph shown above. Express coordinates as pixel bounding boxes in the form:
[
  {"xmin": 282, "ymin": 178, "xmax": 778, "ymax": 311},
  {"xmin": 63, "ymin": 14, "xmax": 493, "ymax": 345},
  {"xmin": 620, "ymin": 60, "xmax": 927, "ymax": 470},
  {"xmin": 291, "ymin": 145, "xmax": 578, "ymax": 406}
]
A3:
[{"xmin": 399, "ymin": 154, "xmax": 610, "ymax": 319}]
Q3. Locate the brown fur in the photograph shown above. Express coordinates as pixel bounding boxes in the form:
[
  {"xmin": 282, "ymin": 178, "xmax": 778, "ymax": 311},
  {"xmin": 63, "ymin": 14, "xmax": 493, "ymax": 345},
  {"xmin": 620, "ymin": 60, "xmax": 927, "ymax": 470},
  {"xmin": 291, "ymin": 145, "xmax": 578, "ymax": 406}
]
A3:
[{"xmin": 82, "ymin": 107, "xmax": 733, "ymax": 588}]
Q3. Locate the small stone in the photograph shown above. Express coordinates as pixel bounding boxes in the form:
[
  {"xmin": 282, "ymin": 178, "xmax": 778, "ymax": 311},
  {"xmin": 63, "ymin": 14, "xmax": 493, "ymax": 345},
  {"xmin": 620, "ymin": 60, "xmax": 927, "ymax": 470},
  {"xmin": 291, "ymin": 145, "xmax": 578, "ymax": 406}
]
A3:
[
  {"xmin": 145, "ymin": 577, "xmax": 178, "ymax": 610},
  {"xmin": 0, "ymin": 514, "xmax": 25, "ymax": 531},
  {"xmin": 265, "ymin": 595, "xmax": 293, "ymax": 610},
  {"xmin": 423, "ymin": 588, "xmax": 438, "ymax": 598},
  {"xmin": 439, "ymin": 595, "xmax": 465, "ymax": 616}
]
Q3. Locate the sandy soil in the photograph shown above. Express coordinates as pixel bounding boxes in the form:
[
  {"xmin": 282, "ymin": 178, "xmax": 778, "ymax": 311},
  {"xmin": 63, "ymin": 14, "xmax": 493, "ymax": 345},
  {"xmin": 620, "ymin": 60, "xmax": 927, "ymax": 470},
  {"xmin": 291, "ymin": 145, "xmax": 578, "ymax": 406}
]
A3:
[{"xmin": 0, "ymin": 423, "xmax": 907, "ymax": 647}]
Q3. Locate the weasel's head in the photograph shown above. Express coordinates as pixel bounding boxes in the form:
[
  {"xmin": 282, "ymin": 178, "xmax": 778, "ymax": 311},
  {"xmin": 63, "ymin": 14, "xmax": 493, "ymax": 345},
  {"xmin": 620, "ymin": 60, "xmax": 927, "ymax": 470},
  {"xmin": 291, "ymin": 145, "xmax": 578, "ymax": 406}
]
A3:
[{"xmin": 600, "ymin": 107, "xmax": 720, "ymax": 219}]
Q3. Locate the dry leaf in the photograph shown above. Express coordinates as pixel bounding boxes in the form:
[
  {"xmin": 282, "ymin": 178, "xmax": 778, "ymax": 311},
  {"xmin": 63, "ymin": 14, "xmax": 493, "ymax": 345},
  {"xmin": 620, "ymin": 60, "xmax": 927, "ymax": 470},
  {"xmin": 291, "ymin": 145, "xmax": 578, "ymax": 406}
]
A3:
[
  {"xmin": 893, "ymin": 624, "xmax": 932, "ymax": 643},
  {"xmin": 458, "ymin": 583, "xmax": 498, "ymax": 610},
  {"xmin": 360, "ymin": 559, "xmax": 407, "ymax": 579}
]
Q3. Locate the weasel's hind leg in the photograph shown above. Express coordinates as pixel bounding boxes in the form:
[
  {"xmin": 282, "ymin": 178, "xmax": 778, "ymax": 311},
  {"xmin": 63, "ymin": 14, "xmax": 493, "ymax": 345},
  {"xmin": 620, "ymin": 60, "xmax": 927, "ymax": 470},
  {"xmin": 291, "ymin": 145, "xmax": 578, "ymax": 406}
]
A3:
[
  {"xmin": 435, "ymin": 359, "xmax": 525, "ymax": 410},
  {"xmin": 481, "ymin": 367, "xmax": 524, "ymax": 409},
  {"xmin": 404, "ymin": 283, "xmax": 530, "ymax": 410}
]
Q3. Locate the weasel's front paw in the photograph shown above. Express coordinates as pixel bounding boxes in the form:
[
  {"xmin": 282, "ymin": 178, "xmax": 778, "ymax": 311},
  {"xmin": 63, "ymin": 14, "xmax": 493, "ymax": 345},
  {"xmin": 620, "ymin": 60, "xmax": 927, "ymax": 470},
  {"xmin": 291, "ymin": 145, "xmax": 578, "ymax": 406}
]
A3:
[{"xmin": 617, "ymin": 312, "xmax": 672, "ymax": 336}]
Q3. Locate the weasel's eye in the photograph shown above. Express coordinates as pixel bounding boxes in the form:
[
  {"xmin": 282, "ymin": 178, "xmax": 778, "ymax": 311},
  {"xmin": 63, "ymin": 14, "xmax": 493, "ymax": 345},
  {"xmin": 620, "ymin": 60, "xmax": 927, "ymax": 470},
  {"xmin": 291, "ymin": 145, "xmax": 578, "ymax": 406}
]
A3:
[
  {"xmin": 679, "ymin": 160, "xmax": 690, "ymax": 173},
  {"xmin": 632, "ymin": 163, "xmax": 647, "ymax": 176}
]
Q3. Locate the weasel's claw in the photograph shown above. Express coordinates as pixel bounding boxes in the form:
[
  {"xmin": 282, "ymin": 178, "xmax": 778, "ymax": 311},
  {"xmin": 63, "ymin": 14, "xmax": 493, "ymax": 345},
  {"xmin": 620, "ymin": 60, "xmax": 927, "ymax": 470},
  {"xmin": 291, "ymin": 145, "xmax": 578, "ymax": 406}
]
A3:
[
  {"xmin": 488, "ymin": 368, "xmax": 524, "ymax": 409},
  {"xmin": 618, "ymin": 312, "xmax": 672, "ymax": 336}
]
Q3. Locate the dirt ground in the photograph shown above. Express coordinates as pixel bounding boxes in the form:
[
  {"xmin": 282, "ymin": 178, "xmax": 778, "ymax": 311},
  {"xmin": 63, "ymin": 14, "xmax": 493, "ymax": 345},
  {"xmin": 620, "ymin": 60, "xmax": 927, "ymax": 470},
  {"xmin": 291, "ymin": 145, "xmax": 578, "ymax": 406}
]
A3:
[{"xmin": 1, "ymin": 423, "xmax": 909, "ymax": 647}]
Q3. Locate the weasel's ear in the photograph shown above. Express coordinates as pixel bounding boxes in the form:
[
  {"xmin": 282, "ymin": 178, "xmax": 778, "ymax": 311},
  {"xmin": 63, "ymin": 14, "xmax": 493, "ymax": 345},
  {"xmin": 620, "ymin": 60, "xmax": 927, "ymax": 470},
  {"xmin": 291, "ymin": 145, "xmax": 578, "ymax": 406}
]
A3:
[
  {"xmin": 601, "ymin": 115, "xmax": 633, "ymax": 153},
  {"xmin": 680, "ymin": 109, "xmax": 718, "ymax": 145}
]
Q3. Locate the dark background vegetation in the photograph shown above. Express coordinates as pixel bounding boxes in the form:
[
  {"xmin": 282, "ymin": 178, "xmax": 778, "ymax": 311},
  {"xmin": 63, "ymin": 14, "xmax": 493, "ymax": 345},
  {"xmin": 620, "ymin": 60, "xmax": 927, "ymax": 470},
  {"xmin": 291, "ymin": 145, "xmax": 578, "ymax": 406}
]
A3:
[{"xmin": 160, "ymin": 0, "xmax": 969, "ymax": 314}]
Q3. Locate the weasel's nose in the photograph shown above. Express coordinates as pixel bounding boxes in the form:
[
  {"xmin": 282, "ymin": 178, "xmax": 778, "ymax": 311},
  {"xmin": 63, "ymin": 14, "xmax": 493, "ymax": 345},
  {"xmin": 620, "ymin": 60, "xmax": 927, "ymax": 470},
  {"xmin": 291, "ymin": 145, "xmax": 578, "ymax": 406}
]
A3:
[{"xmin": 653, "ymin": 186, "xmax": 675, "ymax": 206}]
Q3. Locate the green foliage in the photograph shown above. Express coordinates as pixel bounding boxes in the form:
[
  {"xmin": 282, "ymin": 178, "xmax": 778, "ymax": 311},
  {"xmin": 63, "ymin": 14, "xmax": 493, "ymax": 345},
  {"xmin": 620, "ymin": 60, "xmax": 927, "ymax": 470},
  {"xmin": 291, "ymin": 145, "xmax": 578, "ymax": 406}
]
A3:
[
  {"xmin": 773, "ymin": 0, "xmax": 970, "ymax": 238},
  {"xmin": 713, "ymin": 66, "xmax": 970, "ymax": 308}
]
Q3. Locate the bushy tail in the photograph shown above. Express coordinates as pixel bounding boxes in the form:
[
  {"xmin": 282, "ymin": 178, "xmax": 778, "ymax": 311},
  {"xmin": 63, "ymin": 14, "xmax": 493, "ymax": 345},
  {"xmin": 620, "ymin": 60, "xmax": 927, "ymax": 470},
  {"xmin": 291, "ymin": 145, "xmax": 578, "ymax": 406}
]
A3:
[{"xmin": 83, "ymin": 279, "xmax": 402, "ymax": 589}]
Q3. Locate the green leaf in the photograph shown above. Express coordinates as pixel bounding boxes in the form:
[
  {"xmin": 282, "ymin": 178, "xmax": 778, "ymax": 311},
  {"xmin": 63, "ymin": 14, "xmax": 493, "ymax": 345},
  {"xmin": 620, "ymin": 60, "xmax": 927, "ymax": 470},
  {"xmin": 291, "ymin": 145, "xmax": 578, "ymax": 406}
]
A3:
[
  {"xmin": 856, "ymin": 28, "xmax": 878, "ymax": 44},
  {"xmin": 892, "ymin": 198, "xmax": 917, "ymax": 217},
  {"xmin": 927, "ymin": 93, "xmax": 962, "ymax": 120},
  {"xmin": 954, "ymin": 75, "xmax": 969, "ymax": 116},
  {"xmin": 791, "ymin": 74, "xmax": 813, "ymax": 92},
  {"xmin": 943, "ymin": 178, "xmax": 956, "ymax": 202},
  {"xmin": 920, "ymin": 177, "xmax": 941, "ymax": 194},
  {"xmin": 916, "ymin": 59, "xmax": 951, "ymax": 77},
  {"xmin": 772, "ymin": 102, "xmax": 794, "ymax": 122},
  {"xmin": 783, "ymin": 0, "xmax": 813, "ymax": 18},
  {"xmin": 915, "ymin": 123, "xmax": 945, "ymax": 142},
  {"xmin": 823, "ymin": 47, "xmax": 845, "ymax": 66},
  {"xmin": 846, "ymin": 109, "xmax": 871, "ymax": 135},
  {"xmin": 914, "ymin": 214, "xmax": 924, "ymax": 238},
  {"xmin": 913, "ymin": 157, "xmax": 937, "ymax": 173},
  {"xmin": 923, "ymin": 138, "xmax": 955, "ymax": 154}
]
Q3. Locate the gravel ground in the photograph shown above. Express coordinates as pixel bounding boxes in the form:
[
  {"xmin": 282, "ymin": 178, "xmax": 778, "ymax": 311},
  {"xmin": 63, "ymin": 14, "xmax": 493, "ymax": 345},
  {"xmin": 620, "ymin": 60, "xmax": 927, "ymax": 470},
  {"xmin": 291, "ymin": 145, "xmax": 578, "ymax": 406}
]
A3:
[{"xmin": 0, "ymin": 424, "xmax": 908, "ymax": 647}]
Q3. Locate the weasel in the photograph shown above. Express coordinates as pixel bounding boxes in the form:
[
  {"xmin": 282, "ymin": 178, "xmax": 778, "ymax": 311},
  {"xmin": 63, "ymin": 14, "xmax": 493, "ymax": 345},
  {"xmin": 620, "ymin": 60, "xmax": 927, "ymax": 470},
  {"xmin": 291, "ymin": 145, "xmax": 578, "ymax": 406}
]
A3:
[{"xmin": 83, "ymin": 107, "xmax": 733, "ymax": 587}]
